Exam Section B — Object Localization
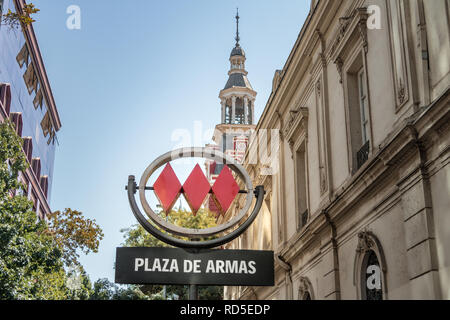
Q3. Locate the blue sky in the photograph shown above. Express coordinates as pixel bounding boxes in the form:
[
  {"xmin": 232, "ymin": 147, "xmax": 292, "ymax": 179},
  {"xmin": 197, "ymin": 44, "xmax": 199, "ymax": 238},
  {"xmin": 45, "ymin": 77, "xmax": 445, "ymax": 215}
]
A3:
[{"xmin": 32, "ymin": 0, "xmax": 310, "ymax": 282}]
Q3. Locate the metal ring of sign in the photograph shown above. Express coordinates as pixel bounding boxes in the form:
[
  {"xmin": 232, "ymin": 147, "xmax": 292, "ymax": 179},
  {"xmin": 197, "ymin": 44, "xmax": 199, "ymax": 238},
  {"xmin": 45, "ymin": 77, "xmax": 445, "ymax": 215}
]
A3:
[
  {"xmin": 128, "ymin": 176, "xmax": 264, "ymax": 249},
  {"xmin": 138, "ymin": 147, "xmax": 254, "ymax": 238}
]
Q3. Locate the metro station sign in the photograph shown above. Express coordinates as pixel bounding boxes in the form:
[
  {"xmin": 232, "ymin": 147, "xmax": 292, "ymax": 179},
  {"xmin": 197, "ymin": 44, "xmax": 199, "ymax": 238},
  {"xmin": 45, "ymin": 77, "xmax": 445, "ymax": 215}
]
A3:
[
  {"xmin": 115, "ymin": 247, "xmax": 274, "ymax": 286},
  {"xmin": 116, "ymin": 147, "xmax": 274, "ymax": 292}
]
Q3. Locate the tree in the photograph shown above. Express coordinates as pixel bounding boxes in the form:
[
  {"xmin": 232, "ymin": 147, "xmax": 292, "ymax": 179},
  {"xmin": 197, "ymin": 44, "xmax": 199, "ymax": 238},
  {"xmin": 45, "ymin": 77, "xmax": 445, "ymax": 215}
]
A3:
[
  {"xmin": 0, "ymin": 120, "xmax": 66, "ymax": 299},
  {"xmin": 0, "ymin": 120, "xmax": 104, "ymax": 300},
  {"xmin": 120, "ymin": 208, "xmax": 224, "ymax": 300},
  {"xmin": 90, "ymin": 278, "xmax": 149, "ymax": 300},
  {"xmin": 65, "ymin": 265, "xmax": 93, "ymax": 300},
  {"xmin": 1, "ymin": 3, "xmax": 39, "ymax": 29},
  {"xmin": 46, "ymin": 209, "xmax": 104, "ymax": 267}
]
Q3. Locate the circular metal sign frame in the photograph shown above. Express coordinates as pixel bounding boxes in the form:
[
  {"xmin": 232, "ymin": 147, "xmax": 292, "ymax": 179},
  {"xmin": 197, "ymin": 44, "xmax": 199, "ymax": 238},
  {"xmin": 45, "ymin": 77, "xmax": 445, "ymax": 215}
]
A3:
[
  {"xmin": 138, "ymin": 147, "xmax": 253, "ymax": 237},
  {"xmin": 127, "ymin": 147, "xmax": 265, "ymax": 249}
]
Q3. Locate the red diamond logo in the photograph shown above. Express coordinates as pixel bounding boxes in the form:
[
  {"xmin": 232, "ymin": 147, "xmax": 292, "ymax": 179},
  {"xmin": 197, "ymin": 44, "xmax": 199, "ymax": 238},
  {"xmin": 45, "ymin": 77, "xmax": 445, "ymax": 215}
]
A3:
[
  {"xmin": 211, "ymin": 165, "xmax": 240, "ymax": 216},
  {"xmin": 153, "ymin": 163, "xmax": 182, "ymax": 214},
  {"xmin": 183, "ymin": 164, "xmax": 211, "ymax": 216}
]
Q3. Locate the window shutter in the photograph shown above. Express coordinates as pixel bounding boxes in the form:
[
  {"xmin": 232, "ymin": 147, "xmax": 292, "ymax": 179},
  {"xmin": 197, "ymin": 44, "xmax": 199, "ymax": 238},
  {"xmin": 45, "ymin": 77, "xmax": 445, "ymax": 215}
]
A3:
[
  {"xmin": 31, "ymin": 158, "xmax": 41, "ymax": 180},
  {"xmin": 9, "ymin": 112, "xmax": 23, "ymax": 137},
  {"xmin": 22, "ymin": 137, "xmax": 33, "ymax": 163}
]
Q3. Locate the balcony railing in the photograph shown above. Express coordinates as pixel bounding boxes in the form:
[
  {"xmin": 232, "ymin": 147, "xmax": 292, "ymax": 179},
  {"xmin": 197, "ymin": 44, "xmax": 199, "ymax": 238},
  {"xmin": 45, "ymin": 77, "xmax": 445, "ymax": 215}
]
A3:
[{"xmin": 357, "ymin": 140, "xmax": 370, "ymax": 170}]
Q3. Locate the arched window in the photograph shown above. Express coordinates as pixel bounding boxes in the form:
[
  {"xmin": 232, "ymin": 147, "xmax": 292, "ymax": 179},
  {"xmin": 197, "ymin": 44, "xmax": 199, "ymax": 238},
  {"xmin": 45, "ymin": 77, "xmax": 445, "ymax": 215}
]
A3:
[{"xmin": 354, "ymin": 231, "xmax": 387, "ymax": 300}]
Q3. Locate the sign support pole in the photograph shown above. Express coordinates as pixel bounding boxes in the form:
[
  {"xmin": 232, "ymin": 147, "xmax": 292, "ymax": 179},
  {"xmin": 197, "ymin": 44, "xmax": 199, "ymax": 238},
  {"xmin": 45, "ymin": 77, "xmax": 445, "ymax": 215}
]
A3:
[{"xmin": 189, "ymin": 284, "xmax": 198, "ymax": 300}]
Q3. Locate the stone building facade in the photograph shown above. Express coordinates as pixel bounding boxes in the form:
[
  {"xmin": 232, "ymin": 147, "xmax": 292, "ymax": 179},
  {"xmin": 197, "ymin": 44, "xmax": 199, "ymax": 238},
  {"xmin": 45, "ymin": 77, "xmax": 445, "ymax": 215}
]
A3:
[{"xmin": 224, "ymin": 0, "xmax": 450, "ymax": 300}]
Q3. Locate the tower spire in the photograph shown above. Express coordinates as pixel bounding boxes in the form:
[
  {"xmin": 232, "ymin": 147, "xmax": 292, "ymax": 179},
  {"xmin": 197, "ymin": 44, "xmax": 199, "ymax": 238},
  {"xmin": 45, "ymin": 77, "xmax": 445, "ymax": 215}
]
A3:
[{"xmin": 235, "ymin": 8, "xmax": 240, "ymax": 46}]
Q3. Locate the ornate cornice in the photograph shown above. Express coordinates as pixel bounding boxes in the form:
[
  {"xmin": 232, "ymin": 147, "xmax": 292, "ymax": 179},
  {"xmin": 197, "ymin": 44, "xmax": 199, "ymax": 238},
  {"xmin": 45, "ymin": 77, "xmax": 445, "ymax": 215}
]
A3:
[
  {"xmin": 329, "ymin": 7, "xmax": 369, "ymax": 75},
  {"xmin": 356, "ymin": 230, "xmax": 376, "ymax": 254},
  {"xmin": 283, "ymin": 107, "xmax": 309, "ymax": 155}
]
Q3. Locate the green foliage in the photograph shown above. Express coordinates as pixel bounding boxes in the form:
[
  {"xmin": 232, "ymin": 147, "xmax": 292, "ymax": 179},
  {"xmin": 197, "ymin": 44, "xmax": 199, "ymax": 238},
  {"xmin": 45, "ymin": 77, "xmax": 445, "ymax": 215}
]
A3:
[
  {"xmin": 90, "ymin": 278, "xmax": 149, "ymax": 300},
  {"xmin": 169, "ymin": 208, "xmax": 218, "ymax": 231},
  {"xmin": 0, "ymin": 120, "xmax": 104, "ymax": 300},
  {"xmin": 65, "ymin": 265, "xmax": 93, "ymax": 300},
  {"xmin": 1, "ymin": 3, "xmax": 40, "ymax": 29},
  {"xmin": 0, "ymin": 120, "xmax": 27, "ymax": 196},
  {"xmin": 120, "ymin": 208, "xmax": 224, "ymax": 300},
  {"xmin": 0, "ymin": 120, "xmax": 66, "ymax": 299},
  {"xmin": 46, "ymin": 209, "xmax": 104, "ymax": 266}
]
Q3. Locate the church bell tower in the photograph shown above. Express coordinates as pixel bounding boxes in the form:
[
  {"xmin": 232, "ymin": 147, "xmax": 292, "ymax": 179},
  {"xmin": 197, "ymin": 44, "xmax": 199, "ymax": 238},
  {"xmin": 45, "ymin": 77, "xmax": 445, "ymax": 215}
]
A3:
[
  {"xmin": 220, "ymin": 9, "xmax": 257, "ymax": 126},
  {"xmin": 209, "ymin": 9, "xmax": 257, "ymax": 166},
  {"xmin": 205, "ymin": 9, "xmax": 257, "ymax": 215}
]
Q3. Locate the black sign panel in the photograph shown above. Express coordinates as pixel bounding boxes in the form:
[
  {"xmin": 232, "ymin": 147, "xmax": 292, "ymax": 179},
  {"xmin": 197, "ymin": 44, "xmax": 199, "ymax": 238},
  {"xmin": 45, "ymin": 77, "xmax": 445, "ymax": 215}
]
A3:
[{"xmin": 115, "ymin": 247, "xmax": 274, "ymax": 286}]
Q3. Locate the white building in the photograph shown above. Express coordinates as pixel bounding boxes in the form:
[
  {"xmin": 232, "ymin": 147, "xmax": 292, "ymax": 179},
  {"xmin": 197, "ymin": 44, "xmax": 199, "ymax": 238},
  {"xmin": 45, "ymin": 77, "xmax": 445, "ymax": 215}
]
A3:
[{"xmin": 225, "ymin": 0, "xmax": 450, "ymax": 300}]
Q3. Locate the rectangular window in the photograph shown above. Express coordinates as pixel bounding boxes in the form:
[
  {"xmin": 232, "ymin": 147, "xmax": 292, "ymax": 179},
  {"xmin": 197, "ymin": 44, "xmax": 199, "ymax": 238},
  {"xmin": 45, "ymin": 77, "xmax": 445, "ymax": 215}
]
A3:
[
  {"xmin": 295, "ymin": 143, "xmax": 308, "ymax": 229},
  {"xmin": 345, "ymin": 53, "xmax": 371, "ymax": 172}
]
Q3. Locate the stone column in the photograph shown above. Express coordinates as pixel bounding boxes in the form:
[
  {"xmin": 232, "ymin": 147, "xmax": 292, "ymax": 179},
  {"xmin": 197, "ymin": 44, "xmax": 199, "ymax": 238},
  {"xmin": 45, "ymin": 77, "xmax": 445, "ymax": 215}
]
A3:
[
  {"xmin": 231, "ymin": 96, "xmax": 236, "ymax": 124},
  {"xmin": 244, "ymin": 97, "xmax": 249, "ymax": 124},
  {"xmin": 221, "ymin": 99, "xmax": 226, "ymax": 123},
  {"xmin": 251, "ymin": 98, "xmax": 255, "ymax": 124}
]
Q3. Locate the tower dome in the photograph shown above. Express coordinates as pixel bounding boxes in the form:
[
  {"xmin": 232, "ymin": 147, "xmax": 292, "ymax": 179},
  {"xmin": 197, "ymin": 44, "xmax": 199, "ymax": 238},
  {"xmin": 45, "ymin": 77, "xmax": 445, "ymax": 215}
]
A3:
[
  {"xmin": 230, "ymin": 45, "xmax": 245, "ymax": 58},
  {"xmin": 218, "ymin": 9, "xmax": 257, "ymax": 126}
]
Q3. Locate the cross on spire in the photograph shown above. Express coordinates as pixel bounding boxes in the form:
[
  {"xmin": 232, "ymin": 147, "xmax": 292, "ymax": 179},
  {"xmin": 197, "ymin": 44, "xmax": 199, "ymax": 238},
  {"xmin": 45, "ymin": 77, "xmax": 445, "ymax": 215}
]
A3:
[{"xmin": 235, "ymin": 8, "xmax": 240, "ymax": 46}]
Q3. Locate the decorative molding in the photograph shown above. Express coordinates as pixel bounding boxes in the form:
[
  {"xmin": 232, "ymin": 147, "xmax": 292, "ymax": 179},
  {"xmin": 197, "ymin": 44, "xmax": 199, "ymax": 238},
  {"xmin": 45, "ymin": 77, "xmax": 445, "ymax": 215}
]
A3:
[
  {"xmin": 356, "ymin": 230, "xmax": 376, "ymax": 254},
  {"xmin": 329, "ymin": 7, "xmax": 369, "ymax": 81},
  {"xmin": 386, "ymin": 0, "xmax": 410, "ymax": 110},
  {"xmin": 356, "ymin": 8, "xmax": 369, "ymax": 53},
  {"xmin": 398, "ymin": 79, "xmax": 406, "ymax": 105},
  {"xmin": 329, "ymin": 16, "xmax": 352, "ymax": 57},
  {"xmin": 335, "ymin": 57, "xmax": 344, "ymax": 84},
  {"xmin": 298, "ymin": 276, "xmax": 314, "ymax": 300},
  {"xmin": 316, "ymin": 80, "xmax": 321, "ymax": 97},
  {"xmin": 284, "ymin": 108, "xmax": 309, "ymax": 156}
]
